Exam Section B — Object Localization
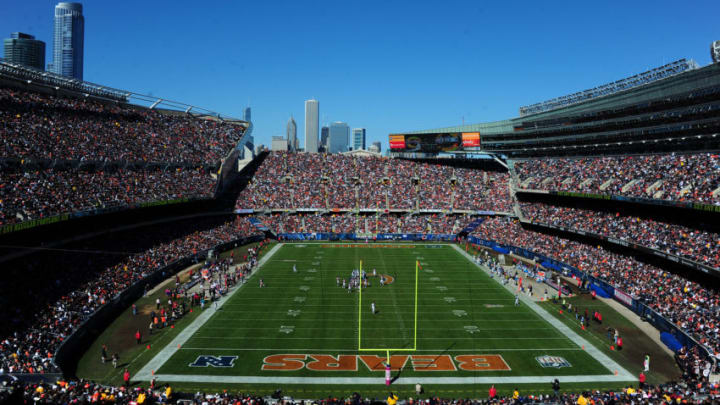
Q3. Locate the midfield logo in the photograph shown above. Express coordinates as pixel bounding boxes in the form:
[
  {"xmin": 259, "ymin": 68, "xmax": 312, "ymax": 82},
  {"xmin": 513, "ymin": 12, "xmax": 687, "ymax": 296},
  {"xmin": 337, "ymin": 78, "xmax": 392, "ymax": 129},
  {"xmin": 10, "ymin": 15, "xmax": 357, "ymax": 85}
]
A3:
[
  {"xmin": 535, "ymin": 355, "xmax": 572, "ymax": 368},
  {"xmin": 189, "ymin": 355, "xmax": 238, "ymax": 368}
]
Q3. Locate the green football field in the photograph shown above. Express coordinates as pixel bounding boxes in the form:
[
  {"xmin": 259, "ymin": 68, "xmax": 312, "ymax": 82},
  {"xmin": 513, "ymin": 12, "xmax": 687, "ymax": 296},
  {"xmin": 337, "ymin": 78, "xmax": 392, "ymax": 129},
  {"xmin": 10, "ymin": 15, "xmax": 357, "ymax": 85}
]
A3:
[{"xmin": 133, "ymin": 242, "xmax": 634, "ymax": 386}]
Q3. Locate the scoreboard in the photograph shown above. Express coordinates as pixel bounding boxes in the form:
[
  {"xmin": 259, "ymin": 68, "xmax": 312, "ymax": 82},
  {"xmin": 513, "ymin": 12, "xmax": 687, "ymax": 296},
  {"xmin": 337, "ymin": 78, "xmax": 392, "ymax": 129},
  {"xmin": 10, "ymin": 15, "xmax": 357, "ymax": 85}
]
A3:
[{"xmin": 388, "ymin": 132, "xmax": 481, "ymax": 153}]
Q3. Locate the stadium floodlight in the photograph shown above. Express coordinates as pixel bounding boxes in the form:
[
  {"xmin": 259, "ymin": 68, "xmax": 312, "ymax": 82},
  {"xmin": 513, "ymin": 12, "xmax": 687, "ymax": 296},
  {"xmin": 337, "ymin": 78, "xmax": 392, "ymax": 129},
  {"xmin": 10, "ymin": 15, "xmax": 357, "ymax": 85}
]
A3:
[{"xmin": 357, "ymin": 260, "xmax": 419, "ymax": 363}]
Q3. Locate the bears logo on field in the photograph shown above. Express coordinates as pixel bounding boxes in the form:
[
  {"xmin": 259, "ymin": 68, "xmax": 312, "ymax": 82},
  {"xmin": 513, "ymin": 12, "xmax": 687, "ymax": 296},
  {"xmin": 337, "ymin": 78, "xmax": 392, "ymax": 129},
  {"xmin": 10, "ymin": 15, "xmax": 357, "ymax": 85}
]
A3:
[
  {"xmin": 535, "ymin": 355, "xmax": 571, "ymax": 368},
  {"xmin": 189, "ymin": 355, "xmax": 238, "ymax": 368}
]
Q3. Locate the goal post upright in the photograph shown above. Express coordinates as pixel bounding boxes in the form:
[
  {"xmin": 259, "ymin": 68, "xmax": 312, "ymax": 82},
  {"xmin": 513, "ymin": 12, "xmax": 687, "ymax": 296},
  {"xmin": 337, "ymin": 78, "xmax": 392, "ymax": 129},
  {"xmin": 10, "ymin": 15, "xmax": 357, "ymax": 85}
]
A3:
[
  {"xmin": 358, "ymin": 260, "xmax": 362, "ymax": 351},
  {"xmin": 358, "ymin": 257, "xmax": 419, "ymax": 353},
  {"xmin": 414, "ymin": 259, "xmax": 418, "ymax": 350}
]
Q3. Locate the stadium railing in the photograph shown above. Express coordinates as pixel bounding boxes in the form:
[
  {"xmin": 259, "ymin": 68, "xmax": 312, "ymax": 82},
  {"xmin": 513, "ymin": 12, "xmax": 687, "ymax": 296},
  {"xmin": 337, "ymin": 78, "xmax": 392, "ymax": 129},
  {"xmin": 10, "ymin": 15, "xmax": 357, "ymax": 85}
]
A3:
[
  {"xmin": 277, "ymin": 233, "xmax": 458, "ymax": 241},
  {"xmin": 466, "ymin": 235, "xmax": 717, "ymax": 371}
]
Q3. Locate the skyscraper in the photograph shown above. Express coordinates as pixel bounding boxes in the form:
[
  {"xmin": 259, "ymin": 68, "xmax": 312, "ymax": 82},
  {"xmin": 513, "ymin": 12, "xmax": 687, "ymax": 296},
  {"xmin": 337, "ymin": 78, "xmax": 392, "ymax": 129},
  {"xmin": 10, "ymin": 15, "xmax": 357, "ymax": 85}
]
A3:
[
  {"xmin": 352, "ymin": 128, "xmax": 366, "ymax": 151},
  {"xmin": 370, "ymin": 141, "xmax": 382, "ymax": 153},
  {"xmin": 241, "ymin": 106, "xmax": 254, "ymax": 157},
  {"xmin": 328, "ymin": 122, "xmax": 350, "ymax": 154},
  {"xmin": 304, "ymin": 99, "xmax": 319, "ymax": 153},
  {"xmin": 286, "ymin": 116, "xmax": 297, "ymax": 152},
  {"xmin": 3, "ymin": 33, "xmax": 46, "ymax": 70},
  {"xmin": 320, "ymin": 126, "xmax": 329, "ymax": 152},
  {"xmin": 49, "ymin": 2, "xmax": 84, "ymax": 80}
]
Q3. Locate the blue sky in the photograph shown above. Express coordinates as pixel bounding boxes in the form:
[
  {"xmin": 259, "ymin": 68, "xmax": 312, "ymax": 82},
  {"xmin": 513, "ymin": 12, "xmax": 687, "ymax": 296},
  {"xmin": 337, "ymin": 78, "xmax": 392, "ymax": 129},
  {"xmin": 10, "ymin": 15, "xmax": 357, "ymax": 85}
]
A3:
[{"xmin": 3, "ymin": 0, "xmax": 719, "ymax": 151}]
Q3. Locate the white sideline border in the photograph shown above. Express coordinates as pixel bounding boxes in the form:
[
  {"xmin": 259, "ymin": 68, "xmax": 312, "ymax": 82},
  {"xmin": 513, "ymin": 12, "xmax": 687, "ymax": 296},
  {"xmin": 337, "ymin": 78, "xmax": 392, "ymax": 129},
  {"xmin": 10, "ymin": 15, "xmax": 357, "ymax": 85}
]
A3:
[
  {"xmin": 133, "ymin": 243, "xmax": 284, "ymax": 381},
  {"xmin": 134, "ymin": 242, "xmax": 635, "ymax": 384}
]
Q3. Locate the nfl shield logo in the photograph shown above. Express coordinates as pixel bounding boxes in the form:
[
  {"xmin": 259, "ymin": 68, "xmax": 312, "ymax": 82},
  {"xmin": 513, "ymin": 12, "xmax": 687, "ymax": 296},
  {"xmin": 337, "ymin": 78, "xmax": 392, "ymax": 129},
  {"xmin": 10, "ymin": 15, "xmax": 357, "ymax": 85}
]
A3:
[
  {"xmin": 189, "ymin": 355, "xmax": 238, "ymax": 368},
  {"xmin": 536, "ymin": 355, "xmax": 572, "ymax": 368}
]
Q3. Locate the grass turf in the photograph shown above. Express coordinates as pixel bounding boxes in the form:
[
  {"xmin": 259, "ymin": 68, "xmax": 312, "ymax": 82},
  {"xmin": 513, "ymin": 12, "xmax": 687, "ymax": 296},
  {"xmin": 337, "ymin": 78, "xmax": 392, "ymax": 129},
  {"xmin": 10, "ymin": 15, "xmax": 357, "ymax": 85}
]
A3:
[{"xmin": 153, "ymin": 243, "xmax": 614, "ymax": 380}]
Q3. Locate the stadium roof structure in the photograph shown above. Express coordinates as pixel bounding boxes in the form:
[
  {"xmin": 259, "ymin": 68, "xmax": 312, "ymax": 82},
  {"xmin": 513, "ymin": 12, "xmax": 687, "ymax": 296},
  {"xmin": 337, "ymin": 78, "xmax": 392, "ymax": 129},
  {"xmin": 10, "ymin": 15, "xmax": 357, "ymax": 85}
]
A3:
[
  {"xmin": 518, "ymin": 59, "xmax": 698, "ymax": 117},
  {"xmin": 0, "ymin": 61, "xmax": 246, "ymax": 124}
]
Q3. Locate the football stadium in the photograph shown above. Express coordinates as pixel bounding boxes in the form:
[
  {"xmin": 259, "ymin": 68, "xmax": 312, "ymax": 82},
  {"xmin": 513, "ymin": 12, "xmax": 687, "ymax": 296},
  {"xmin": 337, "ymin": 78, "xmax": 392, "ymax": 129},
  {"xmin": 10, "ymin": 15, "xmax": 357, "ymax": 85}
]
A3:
[{"xmin": 2, "ymin": 10, "xmax": 720, "ymax": 405}]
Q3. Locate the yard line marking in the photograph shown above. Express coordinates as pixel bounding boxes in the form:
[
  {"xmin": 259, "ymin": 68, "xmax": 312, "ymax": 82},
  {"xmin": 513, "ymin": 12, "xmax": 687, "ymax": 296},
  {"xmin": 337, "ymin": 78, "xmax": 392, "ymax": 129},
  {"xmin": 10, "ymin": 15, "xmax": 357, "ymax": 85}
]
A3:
[
  {"xmin": 178, "ymin": 347, "xmax": 583, "ymax": 352},
  {"xmin": 143, "ymin": 375, "xmax": 634, "ymax": 385},
  {"xmin": 133, "ymin": 243, "xmax": 283, "ymax": 381},
  {"xmin": 188, "ymin": 336, "xmax": 570, "ymax": 341},
  {"xmin": 196, "ymin": 326, "xmax": 558, "ymax": 331},
  {"xmin": 209, "ymin": 310, "xmax": 537, "ymax": 315},
  {"xmin": 207, "ymin": 318, "xmax": 545, "ymax": 323}
]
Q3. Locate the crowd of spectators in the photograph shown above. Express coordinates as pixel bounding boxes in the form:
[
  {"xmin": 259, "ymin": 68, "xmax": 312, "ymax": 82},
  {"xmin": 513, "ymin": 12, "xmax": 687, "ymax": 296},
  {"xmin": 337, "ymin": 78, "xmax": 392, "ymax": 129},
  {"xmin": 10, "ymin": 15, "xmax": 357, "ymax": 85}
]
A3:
[
  {"xmin": 3, "ymin": 377, "xmax": 719, "ymax": 404},
  {"xmin": 471, "ymin": 217, "xmax": 720, "ymax": 362},
  {"xmin": 237, "ymin": 152, "xmax": 512, "ymax": 212},
  {"xmin": 520, "ymin": 202, "xmax": 720, "ymax": 268},
  {"xmin": 454, "ymin": 169, "xmax": 512, "ymax": 212},
  {"xmin": 260, "ymin": 213, "xmax": 474, "ymax": 235},
  {"xmin": 0, "ymin": 87, "xmax": 244, "ymax": 165},
  {"xmin": 0, "ymin": 168, "xmax": 215, "ymax": 227},
  {"xmin": 0, "ymin": 216, "xmax": 261, "ymax": 375},
  {"xmin": 0, "ymin": 85, "xmax": 249, "ymax": 229},
  {"xmin": 514, "ymin": 153, "xmax": 720, "ymax": 204}
]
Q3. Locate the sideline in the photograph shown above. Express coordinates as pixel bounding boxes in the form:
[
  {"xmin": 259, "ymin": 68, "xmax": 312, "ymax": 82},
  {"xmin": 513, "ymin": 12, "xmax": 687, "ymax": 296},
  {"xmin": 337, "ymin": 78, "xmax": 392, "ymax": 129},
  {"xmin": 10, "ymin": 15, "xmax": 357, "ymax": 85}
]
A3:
[
  {"xmin": 133, "ymin": 243, "xmax": 283, "ymax": 381},
  {"xmin": 451, "ymin": 244, "xmax": 635, "ymax": 382}
]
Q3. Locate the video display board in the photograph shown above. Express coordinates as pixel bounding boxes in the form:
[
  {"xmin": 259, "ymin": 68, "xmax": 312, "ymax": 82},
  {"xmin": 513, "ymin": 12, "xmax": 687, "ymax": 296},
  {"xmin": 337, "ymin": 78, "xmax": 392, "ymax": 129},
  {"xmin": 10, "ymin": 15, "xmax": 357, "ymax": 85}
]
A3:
[{"xmin": 389, "ymin": 132, "xmax": 481, "ymax": 152}]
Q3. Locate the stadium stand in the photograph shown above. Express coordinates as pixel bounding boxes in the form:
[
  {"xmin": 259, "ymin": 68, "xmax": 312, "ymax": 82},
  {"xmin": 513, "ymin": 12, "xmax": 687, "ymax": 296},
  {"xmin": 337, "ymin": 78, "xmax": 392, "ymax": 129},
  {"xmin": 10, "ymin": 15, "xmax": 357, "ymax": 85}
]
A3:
[
  {"xmin": 514, "ymin": 153, "xmax": 720, "ymax": 204},
  {"xmin": 0, "ymin": 84, "xmax": 247, "ymax": 230},
  {"xmin": 520, "ymin": 201, "xmax": 720, "ymax": 268},
  {"xmin": 0, "ymin": 216, "xmax": 262, "ymax": 375},
  {"xmin": 3, "ymin": 53, "xmax": 720, "ymax": 405},
  {"xmin": 0, "ymin": 87, "xmax": 244, "ymax": 164},
  {"xmin": 471, "ymin": 217, "xmax": 720, "ymax": 365},
  {"xmin": 236, "ymin": 152, "xmax": 512, "ymax": 212},
  {"xmin": 0, "ymin": 168, "xmax": 214, "ymax": 227}
]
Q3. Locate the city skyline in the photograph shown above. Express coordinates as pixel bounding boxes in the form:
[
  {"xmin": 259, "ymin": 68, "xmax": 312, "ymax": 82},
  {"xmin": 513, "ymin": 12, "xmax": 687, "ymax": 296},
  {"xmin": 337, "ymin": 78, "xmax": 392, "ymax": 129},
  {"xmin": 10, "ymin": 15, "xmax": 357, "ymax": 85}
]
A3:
[{"xmin": 1, "ymin": 1, "xmax": 718, "ymax": 152}]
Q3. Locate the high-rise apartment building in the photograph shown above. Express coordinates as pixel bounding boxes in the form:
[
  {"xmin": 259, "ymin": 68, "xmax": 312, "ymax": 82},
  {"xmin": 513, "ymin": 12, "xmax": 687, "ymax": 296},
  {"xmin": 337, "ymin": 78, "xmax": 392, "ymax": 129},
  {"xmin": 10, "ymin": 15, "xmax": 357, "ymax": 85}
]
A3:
[
  {"xmin": 3, "ymin": 33, "xmax": 45, "ymax": 70},
  {"xmin": 287, "ymin": 116, "xmax": 297, "ymax": 151},
  {"xmin": 49, "ymin": 2, "xmax": 84, "ymax": 80},
  {"xmin": 328, "ymin": 122, "xmax": 350, "ymax": 154},
  {"xmin": 352, "ymin": 128, "xmax": 366, "ymax": 151},
  {"xmin": 369, "ymin": 141, "xmax": 382, "ymax": 153},
  {"xmin": 304, "ymin": 99, "xmax": 319, "ymax": 153}
]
